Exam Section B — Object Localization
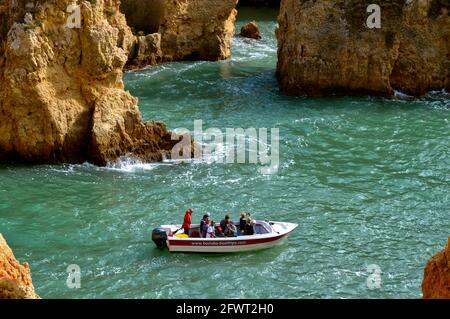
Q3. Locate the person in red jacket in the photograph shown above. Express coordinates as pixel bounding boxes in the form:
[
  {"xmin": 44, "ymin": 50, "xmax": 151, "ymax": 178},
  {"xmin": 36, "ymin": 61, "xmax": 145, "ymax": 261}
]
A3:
[{"xmin": 182, "ymin": 208, "xmax": 193, "ymax": 236}]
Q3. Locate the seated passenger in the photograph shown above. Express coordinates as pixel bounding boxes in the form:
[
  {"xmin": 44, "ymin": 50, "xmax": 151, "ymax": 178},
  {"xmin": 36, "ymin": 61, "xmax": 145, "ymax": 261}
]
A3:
[
  {"xmin": 239, "ymin": 212, "xmax": 247, "ymax": 234},
  {"xmin": 220, "ymin": 214, "xmax": 231, "ymax": 232},
  {"xmin": 221, "ymin": 214, "xmax": 237, "ymax": 237},
  {"xmin": 215, "ymin": 223, "xmax": 225, "ymax": 237},
  {"xmin": 225, "ymin": 222, "xmax": 237, "ymax": 237},
  {"xmin": 220, "ymin": 214, "xmax": 230, "ymax": 231},
  {"xmin": 245, "ymin": 217, "xmax": 255, "ymax": 235},
  {"xmin": 206, "ymin": 220, "xmax": 216, "ymax": 238}
]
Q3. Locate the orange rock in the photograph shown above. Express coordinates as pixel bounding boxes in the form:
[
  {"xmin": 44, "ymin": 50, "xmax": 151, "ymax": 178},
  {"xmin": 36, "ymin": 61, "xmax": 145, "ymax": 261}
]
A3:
[
  {"xmin": 0, "ymin": 0, "xmax": 182, "ymax": 165},
  {"xmin": 126, "ymin": 33, "xmax": 163, "ymax": 70},
  {"xmin": 422, "ymin": 237, "xmax": 450, "ymax": 299},
  {"xmin": 276, "ymin": 0, "xmax": 450, "ymax": 96},
  {"xmin": 159, "ymin": 0, "xmax": 238, "ymax": 61},
  {"xmin": 122, "ymin": 0, "xmax": 239, "ymax": 67},
  {"xmin": 240, "ymin": 21, "xmax": 262, "ymax": 40},
  {"xmin": 0, "ymin": 234, "xmax": 40, "ymax": 299}
]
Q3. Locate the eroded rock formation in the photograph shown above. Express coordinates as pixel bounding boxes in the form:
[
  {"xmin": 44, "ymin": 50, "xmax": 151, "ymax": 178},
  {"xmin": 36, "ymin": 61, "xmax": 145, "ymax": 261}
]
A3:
[
  {"xmin": 422, "ymin": 237, "xmax": 450, "ymax": 299},
  {"xmin": 120, "ymin": 0, "xmax": 164, "ymax": 35},
  {"xmin": 276, "ymin": 0, "xmax": 450, "ymax": 96},
  {"xmin": 240, "ymin": 21, "xmax": 262, "ymax": 40},
  {"xmin": 127, "ymin": 33, "xmax": 163, "ymax": 70},
  {"xmin": 0, "ymin": 233, "xmax": 39, "ymax": 299},
  {"xmin": 122, "ymin": 0, "xmax": 238, "ymax": 68},
  {"xmin": 159, "ymin": 0, "xmax": 238, "ymax": 61},
  {"xmin": 0, "ymin": 0, "xmax": 182, "ymax": 165},
  {"xmin": 239, "ymin": 0, "xmax": 280, "ymax": 6}
]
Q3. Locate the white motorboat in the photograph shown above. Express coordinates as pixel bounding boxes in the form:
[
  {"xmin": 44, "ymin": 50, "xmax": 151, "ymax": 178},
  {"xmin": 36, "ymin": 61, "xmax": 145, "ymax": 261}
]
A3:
[{"xmin": 151, "ymin": 220, "xmax": 298, "ymax": 253}]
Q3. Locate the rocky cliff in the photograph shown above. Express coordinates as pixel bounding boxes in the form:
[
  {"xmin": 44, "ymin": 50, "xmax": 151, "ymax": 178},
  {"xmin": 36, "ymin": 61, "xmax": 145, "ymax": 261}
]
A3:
[
  {"xmin": 276, "ymin": 0, "xmax": 450, "ymax": 96},
  {"xmin": 422, "ymin": 237, "xmax": 450, "ymax": 299},
  {"xmin": 120, "ymin": 0, "xmax": 164, "ymax": 35},
  {"xmin": 238, "ymin": 0, "xmax": 280, "ymax": 6},
  {"xmin": 0, "ymin": 0, "xmax": 182, "ymax": 165},
  {"xmin": 123, "ymin": 0, "xmax": 238, "ymax": 67},
  {"xmin": 159, "ymin": 0, "xmax": 238, "ymax": 61},
  {"xmin": 0, "ymin": 233, "xmax": 39, "ymax": 299}
]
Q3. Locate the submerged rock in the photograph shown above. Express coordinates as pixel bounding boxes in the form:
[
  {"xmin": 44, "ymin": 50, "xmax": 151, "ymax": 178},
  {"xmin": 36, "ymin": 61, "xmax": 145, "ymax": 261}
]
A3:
[
  {"xmin": 0, "ymin": 234, "xmax": 39, "ymax": 299},
  {"xmin": 240, "ymin": 21, "xmax": 262, "ymax": 40},
  {"xmin": 422, "ymin": 237, "xmax": 450, "ymax": 299},
  {"xmin": 0, "ymin": 0, "xmax": 183, "ymax": 165},
  {"xmin": 276, "ymin": 0, "xmax": 450, "ymax": 96}
]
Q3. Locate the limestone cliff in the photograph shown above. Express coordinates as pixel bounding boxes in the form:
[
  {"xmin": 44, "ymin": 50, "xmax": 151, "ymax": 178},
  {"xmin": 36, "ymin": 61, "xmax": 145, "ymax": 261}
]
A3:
[
  {"xmin": 0, "ymin": 0, "xmax": 181, "ymax": 165},
  {"xmin": 120, "ymin": 0, "xmax": 164, "ymax": 35},
  {"xmin": 159, "ymin": 0, "xmax": 238, "ymax": 61},
  {"xmin": 422, "ymin": 237, "xmax": 450, "ymax": 299},
  {"xmin": 276, "ymin": 0, "xmax": 450, "ymax": 96},
  {"xmin": 122, "ymin": 0, "xmax": 238, "ymax": 68},
  {"xmin": 0, "ymin": 233, "xmax": 39, "ymax": 299},
  {"xmin": 239, "ymin": 0, "xmax": 280, "ymax": 5}
]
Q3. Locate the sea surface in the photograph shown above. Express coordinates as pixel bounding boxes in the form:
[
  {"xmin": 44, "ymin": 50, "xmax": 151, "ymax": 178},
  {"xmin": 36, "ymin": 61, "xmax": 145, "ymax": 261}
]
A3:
[{"xmin": 0, "ymin": 7, "xmax": 449, "ymax": 298}]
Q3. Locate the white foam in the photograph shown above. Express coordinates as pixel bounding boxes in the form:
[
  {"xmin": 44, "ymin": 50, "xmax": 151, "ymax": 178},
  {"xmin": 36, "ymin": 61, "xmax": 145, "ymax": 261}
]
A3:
[
  {"xmin": 393, "ymin": 90, "xmax": 413, "ymax": 99},
  {"xmin": 105, "ymin": 157, "xmax": 161, "ymax": 172}
]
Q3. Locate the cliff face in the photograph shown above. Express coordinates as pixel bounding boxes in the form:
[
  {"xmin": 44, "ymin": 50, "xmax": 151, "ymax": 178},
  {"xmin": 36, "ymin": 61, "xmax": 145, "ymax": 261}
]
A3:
[
  {"xmin": 238, "ymin": 0, "xmax": 280, "ymax": 5},
  {"xmin": 422, "ymin": 237, "xmax": 450, "ymax": 299},
  {"xmin": 122, "ymin": 0, "xmax": 238, "ymax": 67},
  {"xmin": 0, "ymin": 0, "xmax": 180, "ymax": 165},
  {"xmin": 159, "ymin": 0, "xmax": 238, "ymax": 61},
  {"xmin": 120, "ymin": 0, "xmax": 164, "ymax": 34},
  {"xmin": 276, "ymin": 0, "xmax": 450, "ymax": 96},
  {"xmin": 0, "ymin": 234, "xmax": 39, "ymax": 299}
]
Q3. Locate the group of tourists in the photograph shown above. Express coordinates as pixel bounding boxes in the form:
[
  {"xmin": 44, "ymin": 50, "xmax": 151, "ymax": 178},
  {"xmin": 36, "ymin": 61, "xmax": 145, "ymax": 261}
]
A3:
[{"xmin": 181, "ymin": 209, "xmax": 256, "ymax": 238}]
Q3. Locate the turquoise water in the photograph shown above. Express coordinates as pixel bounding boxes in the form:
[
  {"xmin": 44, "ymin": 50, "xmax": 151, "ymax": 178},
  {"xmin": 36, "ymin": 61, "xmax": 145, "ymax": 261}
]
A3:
[{"xmin": 0, "ymin": 8, "xmax": 449, "ymax": 298}]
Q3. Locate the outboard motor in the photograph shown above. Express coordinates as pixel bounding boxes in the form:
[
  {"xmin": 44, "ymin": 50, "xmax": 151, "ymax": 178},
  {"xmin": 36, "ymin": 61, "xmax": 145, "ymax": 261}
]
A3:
[{"xmin": 152, "ymin": 227, "xmax": 168, "ymax": 248}]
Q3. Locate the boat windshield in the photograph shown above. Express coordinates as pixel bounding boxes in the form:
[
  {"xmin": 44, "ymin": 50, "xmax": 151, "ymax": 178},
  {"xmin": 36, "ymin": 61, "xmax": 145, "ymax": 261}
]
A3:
[{"xmin": 255, "ymin": 221, "xmax": 272, "ymax": 234}]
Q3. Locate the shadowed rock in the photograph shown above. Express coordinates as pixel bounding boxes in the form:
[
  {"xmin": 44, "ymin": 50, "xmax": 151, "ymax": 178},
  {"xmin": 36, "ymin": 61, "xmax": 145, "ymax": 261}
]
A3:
[
  {"xmin": 422, "ymin": 237, "xmax": 450, "ymax": 299},
  {"xmin": 240, "ymin": 21, "xmax": 262, "ymax": 39},
  {"xmin": 122, "ymin": 0, "xmax": 239, "ymax": 66},
  {"xmin": 276, "ymin": 0, "xmax": 450, "ymax": 96}
]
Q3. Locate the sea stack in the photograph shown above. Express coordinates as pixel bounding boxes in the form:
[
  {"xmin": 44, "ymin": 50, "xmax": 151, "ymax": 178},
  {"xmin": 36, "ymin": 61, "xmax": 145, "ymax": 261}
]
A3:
[
  {"xmin": 422, "ymin": 237, "xmax": 450, "ymax": 299},
  {"xmin": 240, "ymin": 21, "xmax": 262, "ymax": 40},
  {"xmin": 0, "ymin": 234, "xmax": 40, "ymax": 299},
  {"xmin": 276, "ymin": 0, "xmax": 450, "ymax": 96},
  {"xmin": 122, "ymin": 0, "xmax": 239, "ymax": 66}
]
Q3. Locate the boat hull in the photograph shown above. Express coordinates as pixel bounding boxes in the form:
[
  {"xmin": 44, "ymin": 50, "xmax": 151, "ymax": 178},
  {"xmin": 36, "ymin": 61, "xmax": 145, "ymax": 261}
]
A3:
[{"xmin": 167, "ymin": 233, "xmax": 289, "ymax": 253}]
